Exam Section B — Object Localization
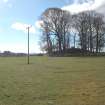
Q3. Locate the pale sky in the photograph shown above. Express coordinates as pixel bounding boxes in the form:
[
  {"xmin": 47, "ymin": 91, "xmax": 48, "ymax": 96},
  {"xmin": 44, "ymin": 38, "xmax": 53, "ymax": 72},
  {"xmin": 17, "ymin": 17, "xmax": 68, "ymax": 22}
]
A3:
[{"xmin": 0, "ymin": 0, "xmax": 105, "ymax": 53}]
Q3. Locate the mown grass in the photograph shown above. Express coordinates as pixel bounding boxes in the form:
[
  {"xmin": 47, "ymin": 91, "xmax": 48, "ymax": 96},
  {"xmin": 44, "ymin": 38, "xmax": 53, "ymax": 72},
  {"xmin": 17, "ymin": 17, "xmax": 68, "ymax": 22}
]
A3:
[{"xmin": 0, "ymin": 56, "xmax": 105, "ymax": 105}]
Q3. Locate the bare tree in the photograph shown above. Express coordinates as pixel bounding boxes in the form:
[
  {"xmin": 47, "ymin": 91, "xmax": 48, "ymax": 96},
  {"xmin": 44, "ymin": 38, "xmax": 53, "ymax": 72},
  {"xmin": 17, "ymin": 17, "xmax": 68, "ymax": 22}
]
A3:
[
  {"xmin": 39, "ymin": 7, "xmax": 105, "ymax": 55},
  {"xmin": 93, "ymin": 13, "xmax": 105, "ymax": 53},
  {"xmin": 73, "ymin": 11, "xmax": 105, "ymax": 53},
  {"xmin": 73, "ymin": 12, "xmax": 89, "ymax": 51},
  {"xmin": 40, "ymin": 8, "xmax": 72, "ymax": 54}
]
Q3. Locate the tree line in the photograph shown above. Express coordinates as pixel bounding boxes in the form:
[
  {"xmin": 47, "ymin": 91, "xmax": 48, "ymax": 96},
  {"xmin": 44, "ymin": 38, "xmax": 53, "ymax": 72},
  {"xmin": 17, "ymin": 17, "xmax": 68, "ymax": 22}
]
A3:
[{"xmin": 40, "ymin": 8, "xmax": 105, "ymax": 55}]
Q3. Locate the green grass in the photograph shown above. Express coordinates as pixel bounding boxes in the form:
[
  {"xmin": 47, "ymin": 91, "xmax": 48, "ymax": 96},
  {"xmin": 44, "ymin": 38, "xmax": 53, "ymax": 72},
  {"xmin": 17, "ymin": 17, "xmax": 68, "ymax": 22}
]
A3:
[{"xmin": 0, "ymin": 56, "xmax": 105, "ymax": 105}]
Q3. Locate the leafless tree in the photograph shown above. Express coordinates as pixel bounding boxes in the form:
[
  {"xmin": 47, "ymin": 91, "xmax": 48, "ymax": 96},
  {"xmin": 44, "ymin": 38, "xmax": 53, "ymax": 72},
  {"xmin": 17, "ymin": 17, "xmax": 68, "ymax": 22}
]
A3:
[
  {"xmin": 93, "ymin": 13, "xmax": 105, "ymax": 53},
  {"xmin": 40, "ymin": 8, "xmax": 72, "ymax": 54},
  {"xmin": 39, "ymin": 7, "xmax": 105, "ymax": 55}
]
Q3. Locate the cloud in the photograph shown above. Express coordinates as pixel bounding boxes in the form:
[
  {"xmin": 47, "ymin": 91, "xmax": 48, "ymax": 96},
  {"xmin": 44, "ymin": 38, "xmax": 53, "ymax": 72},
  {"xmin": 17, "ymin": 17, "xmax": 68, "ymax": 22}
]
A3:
[
  {"xmin": 0, "ymin": 0, "xmax": 13, "ymax": 8},
  {"xmin": 0, "ymin": 43, "xmax": 41, "ymax": 53},
  {"xmin": 62, "ymin": 0, "xmax": 105, "ymax": 14},
  {"xmin": 9, "ymin": 21, "xmax": 43, "ymax": 53},
  {"xmin": 11, "ymin": 22, "xmax": 36, "ymax": 34},
  {"xmin": 35, "ymin": 20, "xmax": 44, "ymax": 29},
  {"xmin": 0, "ymin": 0, "xmax": 8, "ymax": 5},
  {"xmin": 3, "ymin": 0, "xmax": 9, "ymax": 3}
]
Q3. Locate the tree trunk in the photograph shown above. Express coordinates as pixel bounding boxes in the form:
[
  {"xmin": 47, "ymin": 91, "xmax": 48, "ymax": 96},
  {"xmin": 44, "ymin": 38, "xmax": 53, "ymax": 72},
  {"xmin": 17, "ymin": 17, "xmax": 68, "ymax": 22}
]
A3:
[
  {"xmin": 74, "ymin": 34, "xmax": 76, "ymax": 48},
  {"xmin": 96, "ymin": 30, "xmax": 99, "ymax": 53}
]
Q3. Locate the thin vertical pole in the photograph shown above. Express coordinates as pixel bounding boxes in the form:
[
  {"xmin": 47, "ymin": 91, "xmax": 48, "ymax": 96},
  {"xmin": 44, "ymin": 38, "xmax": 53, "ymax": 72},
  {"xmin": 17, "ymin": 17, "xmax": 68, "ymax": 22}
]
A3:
[
  {"xmin": 26, "ymin": 26, "xmax": 31, "ymax": 64},
  {"xmin": 28, "ymin": 27, "xmax": 30, "ymax": 64}
]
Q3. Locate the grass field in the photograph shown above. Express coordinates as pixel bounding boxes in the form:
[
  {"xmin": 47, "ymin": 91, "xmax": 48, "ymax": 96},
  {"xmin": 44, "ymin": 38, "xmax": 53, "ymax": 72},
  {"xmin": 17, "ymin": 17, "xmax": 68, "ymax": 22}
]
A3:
[{"xmin": 0, "ymin": 56, "xmax": 105, "ymax": 105}]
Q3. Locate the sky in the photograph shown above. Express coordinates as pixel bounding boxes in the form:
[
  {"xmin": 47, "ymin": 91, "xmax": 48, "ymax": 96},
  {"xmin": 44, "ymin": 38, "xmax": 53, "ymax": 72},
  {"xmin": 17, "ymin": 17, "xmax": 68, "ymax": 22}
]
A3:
[{"xmin": 0, "ymin": 0, "xmax": 105, "ymax": 53}]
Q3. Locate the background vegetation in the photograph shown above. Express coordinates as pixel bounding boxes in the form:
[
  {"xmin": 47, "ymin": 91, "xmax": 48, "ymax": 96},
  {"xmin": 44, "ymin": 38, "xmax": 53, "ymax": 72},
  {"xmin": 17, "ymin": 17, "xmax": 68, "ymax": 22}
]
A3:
[{"xmin": 40, "ymin": 8, "xmax": 105, "ymax": 56}]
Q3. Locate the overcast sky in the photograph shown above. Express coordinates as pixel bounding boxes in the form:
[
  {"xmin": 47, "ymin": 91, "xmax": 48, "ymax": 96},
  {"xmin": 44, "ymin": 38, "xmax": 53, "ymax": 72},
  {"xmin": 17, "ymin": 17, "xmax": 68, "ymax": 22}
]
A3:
[{"xmin": 0, "ymin": 0, "xmax": 105, "ymax": 53}]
